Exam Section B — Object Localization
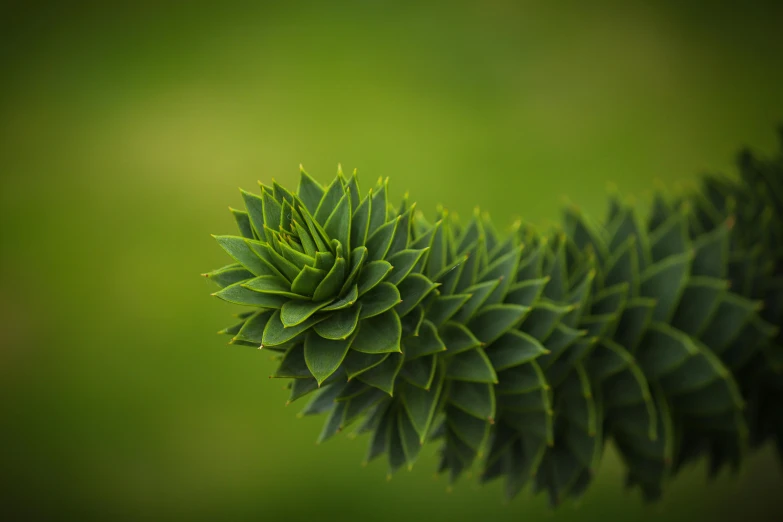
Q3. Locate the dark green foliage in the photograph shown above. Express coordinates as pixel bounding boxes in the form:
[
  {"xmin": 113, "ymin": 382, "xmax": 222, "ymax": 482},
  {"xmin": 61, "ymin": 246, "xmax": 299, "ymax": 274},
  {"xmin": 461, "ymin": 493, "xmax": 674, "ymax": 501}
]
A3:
[{"xmin": 205, "ymin": 131, "xmax": 783, "ymax": 505}]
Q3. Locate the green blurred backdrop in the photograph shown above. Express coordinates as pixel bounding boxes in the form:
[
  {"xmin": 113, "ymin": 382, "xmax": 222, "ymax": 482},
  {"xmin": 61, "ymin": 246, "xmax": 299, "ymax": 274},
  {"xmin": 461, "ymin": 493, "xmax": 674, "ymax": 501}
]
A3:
[{"xmin": 2, "ymin": 1, "xmax": 783, "ymax": 520}]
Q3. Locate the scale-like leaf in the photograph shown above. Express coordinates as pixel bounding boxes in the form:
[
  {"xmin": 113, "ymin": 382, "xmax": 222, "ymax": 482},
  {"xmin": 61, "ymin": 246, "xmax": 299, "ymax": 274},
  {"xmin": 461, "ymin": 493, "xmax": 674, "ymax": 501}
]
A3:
[
  {"xmin": 357, "ymin": 352, "xmax": 404, "ymax": 395},
  {"xmin": 359, "ymin": 282, "xmax": 401, "ymax": 319},
  {"xmin": 203, "ymin": 264, "xmax": 253, "ymax": 288},
  {"xmin": 304, "ymin": 331, "xmax": 353, "ymax": 385},
  {"xmin": 485, "ymin": 330, "xmax": 549, "ymax": 371},
  {"xmin": 314, "ymin": 304, "xmax": 362, "ymax": 340},
  {"xmin": 402, "ymin": 319, "xmax": 446, "ymax": 360},
  {"xmin": 324, "ymin": 193, "xmax": 352, "ymax": 254},
  {"xmin": 212, "ymin": 281, "xmax": 288, "ymax": 308},
  {"xmin": 366, "ymin": 217, "xmax": 399, "ymax": 262},
  {"xmin": 291, "ymin": 266, "xmax": 327, "ymax": 296},
  {"xmin": 234, "ymin": 310, "xmax": 274, "ymax": 343},
  {"xmin": 640, "ymin": 252, "xmax": 692, "ymax": 322},
  {"xmin": 281, "ymin": 299, "xmax": 331, "ymax": 327},
  {"xmin": 352, "ymin": 310, "xmax": 402, "ymax": 354},
  {"xmin": 343, "ymin": 350, "xmax": 390, "ymax": 380},
  {"xmin": 448, "ymin": 381, "xmax": 496, "ymax": 421},
  {"xmin": 396, "ymin": 274, "xmax": 438, "ymax": 317},
  {"xmin": 313, "ymin": 256, "xmax": 346, "ymax": 301},
  {"xmin": 262, "ymin": 310, "xmax": 325, "ymax": 346},
  {"xmin": 357, "ymin": 260, "xmax": 393, "ymax": 296},
  {"xmin": 439, "ymin": 322, "xmax": 481, "ymax": 355},
  {"xmin": 387, "ymin": 249, "xmax": 427, "ymax": 285},
  {"xmin": 446, "ymin": 348, "xmax": 498, "ymax": 383},
  {"xmin": 468, "ymin": 304, "xmax": 528, "ymax": 346}
]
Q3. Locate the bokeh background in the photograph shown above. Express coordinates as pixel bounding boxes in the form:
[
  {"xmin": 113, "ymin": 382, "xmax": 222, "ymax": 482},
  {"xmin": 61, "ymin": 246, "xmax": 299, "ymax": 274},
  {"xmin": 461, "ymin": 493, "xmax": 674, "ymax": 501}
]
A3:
[{"xmin": 2, "ymin": 1, "xmax": 783, "ymax": 520}]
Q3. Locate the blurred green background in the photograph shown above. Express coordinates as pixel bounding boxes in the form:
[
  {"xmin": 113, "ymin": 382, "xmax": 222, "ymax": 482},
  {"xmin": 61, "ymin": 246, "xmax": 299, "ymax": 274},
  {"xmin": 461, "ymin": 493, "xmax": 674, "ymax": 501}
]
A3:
[{"xmin": 2, "ymin": 1, "xmax": 783, "ymax": 520}]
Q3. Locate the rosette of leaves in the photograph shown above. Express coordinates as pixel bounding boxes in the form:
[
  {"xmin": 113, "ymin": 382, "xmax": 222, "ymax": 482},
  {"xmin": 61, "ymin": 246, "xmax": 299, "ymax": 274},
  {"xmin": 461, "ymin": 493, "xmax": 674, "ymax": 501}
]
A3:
[
  {"xmin": 204, "ymin": 167, "xmax": 431, "ymax": 391},
  {"xmin": 203, "ymin": 129, "xmax": 783, "ymax": 506}
]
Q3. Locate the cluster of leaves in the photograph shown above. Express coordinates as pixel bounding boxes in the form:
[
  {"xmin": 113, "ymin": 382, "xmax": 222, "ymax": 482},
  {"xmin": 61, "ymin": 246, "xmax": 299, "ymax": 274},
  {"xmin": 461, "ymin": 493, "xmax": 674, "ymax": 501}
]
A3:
[{"xmin": 204, "ymin": 131, "xmax": 783, "ymax": 505}]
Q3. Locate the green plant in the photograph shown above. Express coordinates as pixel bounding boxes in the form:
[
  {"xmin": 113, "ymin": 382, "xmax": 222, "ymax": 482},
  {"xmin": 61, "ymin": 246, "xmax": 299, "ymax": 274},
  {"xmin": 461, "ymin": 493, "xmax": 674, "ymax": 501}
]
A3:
[{"xmin": 203, "ymin": 131, "xmax": 783, "ymax": 505}]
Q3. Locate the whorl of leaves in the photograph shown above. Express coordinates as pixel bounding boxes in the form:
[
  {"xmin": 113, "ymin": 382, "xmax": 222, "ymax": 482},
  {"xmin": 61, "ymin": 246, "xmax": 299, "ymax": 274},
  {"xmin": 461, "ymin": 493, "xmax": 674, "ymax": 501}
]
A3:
[{"xmin": 204, "ymin": 132, "xmax": 783, "ymax": 505}]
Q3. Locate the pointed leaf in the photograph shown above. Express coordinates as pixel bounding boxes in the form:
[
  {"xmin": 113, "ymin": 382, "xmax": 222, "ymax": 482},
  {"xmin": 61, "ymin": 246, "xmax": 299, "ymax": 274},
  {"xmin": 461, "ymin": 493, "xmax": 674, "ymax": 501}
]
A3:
[
  {"xmin": 203, "ymin": 264, "xmax": 253, "ymax": 288},
  {"xmin": 344, "ymin": 350, "xmax": 390, "ymax": 380},
  {"xmin": 440, "ymin": 322, "xmax": 481, "ymax": 355},
  {"xmin": 297, "ymin": 167, "xmax": 324, "ymax": 214},
  {"xmin": 352, "ymin": 310, "xmax": 402, "ymax": 354},
  {"xmin": 242, "ymin": 275, "xmax": 306, "ymax": 299},
  {"xmin": 448, "ymin": 381, "xmax": 495, "ymax": 421},
  {"xmin": 357, "ymin": 352, "xmax": 404, "ymax": 395},
  {"xmin": 468, "ymin": 304, "xmax": 528, "ymax": 345},
  {"xmin": 359, "ymin": 282, "xmax": 401, "ymax": 319},
  {"xmin": 281, "ymin": 299, "xmax": 332, "ymax": 327},
  {"xmin": 396, "ymin": 273, "xmax": 438, "ymax": 317},
  {"xmin": 213, "ymin": 281, "xmax": 287, "ymax": 308},
  {"xmin": 262, "ymin": 310, "xmax": 325, "ymax": 347},
  {"xmin": 340, "ymin": 247, "xmax": 368, "ymax": 295},
  {"xmin": 322, "ymin": 284, "xmax": 359, "ymax": 312},
  {"xmin": 446, "ymin": 348, "xmax": 498, "ymax": 383},
  {"xmin": 403, "ymin": 319, "xmax": 446, "ymax": 360},
  {"xmin": 314, "ymin": 304, "xmax": 362, "ymax": 340},
  {"xmin": 304, "ymin": 331, "xmax": 353, "ymax": 385},
  {"xmin": 290, "ymin": 266, "xmax": 327, "ymax": 296},
  {"xmin": 213, "ymin": 235, "xmax": 270, "ymax": 276},
  {"xmin": 313, "ymin": 256, "xmax": 346, "ymax": 301},
  {"xmin": 357, "ymin": 260, "xmax": 393, "ymax": 296},
  {"xmin": 324, "ymin": 193, "xmax": 352, "ymax": 255},
  {"xmin": 485, "ymin": 330, "xmax": 548, "ymax": 371},
  {"xmin": 366, "ymin": 217, "xmax": 399, "ymax": 262}
]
